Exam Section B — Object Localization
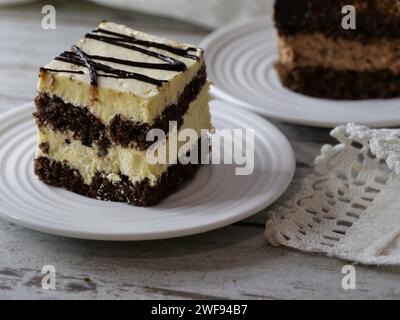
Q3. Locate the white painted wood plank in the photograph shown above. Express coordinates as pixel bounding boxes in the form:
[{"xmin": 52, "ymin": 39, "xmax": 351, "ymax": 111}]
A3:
[{"xmin": 1, "ymin": 221, "xmax": 400, "ymax": 300}]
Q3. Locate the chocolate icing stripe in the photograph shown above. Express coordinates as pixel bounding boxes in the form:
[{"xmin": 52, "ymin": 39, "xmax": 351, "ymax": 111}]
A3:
[
  {"xmin": 55, "ymin": 52, "xmax": 167, "ymax": 87},
  {"xmin": 71, "ymin": 45, "xmax": 98, "ymax": 86},
  {"xmin": 43, "ymin": 26, "xmax": 202, "ymax": 86},
  {"xmin": 34, "ymin": 64, "xmax": 207, "ymax": 150},
  {"xmin": 85, "ymin": 33, "xmax": 187, "ymax": 71},
  {"xmin": 59, "ymin": 51, "xmax": 183, "ymax": 71},
  {"xmin": 40, "ymin": 67, "xmax": 84, "ymax": 75},
  {"xmin": 92, "ymin": 28, "xmax": 199, "ymax": 60},
  {"xmin": 85, "ymin": 54, "xmax": 184, "ymax": 71},
  {"xmin": 275, "ymin": 0, "xmax": 400, "ymax": 41},
  {"xmin": 34, "ymin": 155, "xmax": 202, "ymax": 207}
]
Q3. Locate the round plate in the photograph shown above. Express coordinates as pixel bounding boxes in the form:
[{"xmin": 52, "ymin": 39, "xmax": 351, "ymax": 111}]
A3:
[
  {"xmin": 200, "ymin": 16, "xmax": 400, "ymax": 128},
  {"xmin": 0, "ymin": 100, "xmax": 295, "ymax": 241}
]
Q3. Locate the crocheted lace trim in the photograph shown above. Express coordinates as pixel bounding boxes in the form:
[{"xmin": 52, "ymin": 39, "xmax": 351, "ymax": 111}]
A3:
[{"xmin": 265, "ymin": 124, "xmax": 400, "ymax": 265}]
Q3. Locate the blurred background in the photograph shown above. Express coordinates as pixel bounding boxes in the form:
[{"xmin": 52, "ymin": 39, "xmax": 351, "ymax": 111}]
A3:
[
  {"xmin": 0, "ymin": 0, "xmax": 273, "ymax": 28},
  {"xmin": 0, "ymin": 0, "xmax": 273, "ymax": 113}
]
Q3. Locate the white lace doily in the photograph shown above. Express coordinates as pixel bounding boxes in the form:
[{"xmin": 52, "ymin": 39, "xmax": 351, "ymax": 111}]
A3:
[{"xmin": 265, "ymin": 124, "xmax": 400, "ymax": 265}]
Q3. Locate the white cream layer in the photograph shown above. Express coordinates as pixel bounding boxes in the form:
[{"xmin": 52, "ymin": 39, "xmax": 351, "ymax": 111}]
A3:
[
  {"xmin": 37, "ymin": 21, "xmax": 204, "ymax": 125},
  {"xmin": 35, "ymin": 85, "xmax": 212, "ymax": 186}
]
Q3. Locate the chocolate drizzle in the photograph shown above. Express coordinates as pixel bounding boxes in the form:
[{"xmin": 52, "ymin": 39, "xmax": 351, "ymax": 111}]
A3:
[
  {"xmin": 41, "ymin": 24, "xmax": 202, "ymax": 87},
  {"xmin": 71, "ymin": 45, "xmax": 98, "ymax": 86},
  {"xmin": 55, "ymin": 51, "xmax": 166, "ymax": 86},
  {"xmin": 40, "ymin": 67, "xmax": 84, "ymax": 75},
  {"xmin": 92, "ymin": 28, "xmax": 199, "ymax": 60},
  {"xmin": 83, "ymin": 54, "xmax": 185, "ymax": 71},
  {"xmin": 85, "ymin": 33, "xmax": 187, "ymax": 71}
]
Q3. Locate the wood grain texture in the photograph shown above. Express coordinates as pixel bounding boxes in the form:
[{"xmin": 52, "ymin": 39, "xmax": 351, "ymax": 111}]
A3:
[{"xmin": 1, "ymin": 0, "xmax": 400, "ymax": 300}]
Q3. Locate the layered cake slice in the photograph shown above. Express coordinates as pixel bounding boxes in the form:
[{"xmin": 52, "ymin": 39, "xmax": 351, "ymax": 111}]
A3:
[
  {"xmin": 274, "ymin": 0, "xmax": 400, "ymax": 99},
  {"xmin": 34, "ymin": 21, "xmax": 212, "ymax": 206}
]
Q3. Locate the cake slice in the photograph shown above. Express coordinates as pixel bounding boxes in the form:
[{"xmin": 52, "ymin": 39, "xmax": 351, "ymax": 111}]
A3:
[
  {"xmin": 34, "ymin": 21, "xmax": 212, "ymax": 206},
  {"xmin": 274, "ymin": 0, "xmax": 400, "ymax": 99}
]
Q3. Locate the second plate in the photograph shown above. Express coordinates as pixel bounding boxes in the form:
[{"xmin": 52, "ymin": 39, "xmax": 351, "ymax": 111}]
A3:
[{"xmin": 200, "ymin": 16, "xmax": 400, "ymax": 128}]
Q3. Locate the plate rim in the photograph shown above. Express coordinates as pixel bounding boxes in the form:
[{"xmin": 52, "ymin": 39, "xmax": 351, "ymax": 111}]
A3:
[
  {"xmin": 200, "ymin": 16, "xmax": 400, "ymax": 129},
  {"xmin": 0, "ymin": 100, "xmax": 295, "ymax": 241}
]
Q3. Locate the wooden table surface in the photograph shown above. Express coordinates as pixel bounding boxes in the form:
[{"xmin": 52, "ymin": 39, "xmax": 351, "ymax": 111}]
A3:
[{"xmin": 1, "ymin": 0, "xmax": 400, "ymax": 300}]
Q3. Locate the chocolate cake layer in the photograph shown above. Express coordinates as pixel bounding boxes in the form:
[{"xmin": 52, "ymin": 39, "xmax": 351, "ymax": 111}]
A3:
[
  {"xmin": 34, "ymin": 64, "xmax": 207, "ymax": 151},
  {"xmin": 276, "ymin": 63, "xmax": 400, "ymax": 100},
  {"xmin": 275, "ymin": 0, "xmax": 400, "ymax": 41},
  {"xmin": 34, "ymin": 93, "xmax": 111, "ymax": 151},
  {"xmin": 34, "ymin": 156, "xmax": 201, "ymax": 207}
]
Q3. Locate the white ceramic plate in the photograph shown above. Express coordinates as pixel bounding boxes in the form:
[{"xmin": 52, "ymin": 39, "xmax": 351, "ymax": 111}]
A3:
[
  {"xmin": 0, "ymin": 100, "xmax": 295, "ymax": 241},
  {"xmin": 200, "ymin": 16, "xmax": 400, "ymax": 128}
]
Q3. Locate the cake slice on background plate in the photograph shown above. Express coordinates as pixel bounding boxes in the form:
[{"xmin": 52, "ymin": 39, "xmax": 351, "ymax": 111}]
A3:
[
  {"xmin": 274, "ymin": 0, "xmax": 400, "ymax": 100},
  {"xmin": 33, "ymin": 21, "xmax": 212, "ymax": 207}
]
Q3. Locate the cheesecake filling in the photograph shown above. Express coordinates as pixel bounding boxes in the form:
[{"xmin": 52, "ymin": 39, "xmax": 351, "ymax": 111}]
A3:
[{"xmin": 36, "ymin": 87, "xmax": 212, "ymax": 186}]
